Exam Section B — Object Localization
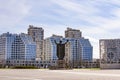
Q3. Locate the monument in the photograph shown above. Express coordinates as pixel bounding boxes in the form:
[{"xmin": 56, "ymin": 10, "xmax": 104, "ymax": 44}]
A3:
[{"xmin": 54, "ymin": 39, "xmax": 68, "ymax": 69}]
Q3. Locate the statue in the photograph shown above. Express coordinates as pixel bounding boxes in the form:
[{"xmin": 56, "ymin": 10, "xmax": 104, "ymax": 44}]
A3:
[
  {"xmin": 49, "ymin": 39, "xmax": 70, "ymax": 69},
  {"xmin": 54, "ymin": 40, "xmax": 68, "ymax": 60}
]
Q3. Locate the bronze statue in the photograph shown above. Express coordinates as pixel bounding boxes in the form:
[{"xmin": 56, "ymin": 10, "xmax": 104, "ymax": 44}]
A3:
[{"xmin": 55, "ymin": 40, "xmax": 68, "ymax": 60}]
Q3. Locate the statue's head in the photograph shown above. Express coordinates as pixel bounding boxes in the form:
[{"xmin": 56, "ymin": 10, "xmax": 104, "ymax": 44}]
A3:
[
  {"xmin": 60, "ymin": 40, "xmax": 62, "ymax": 44},
  {"xmin": 67, "ymin": 39, "xmax": 69, "ymax": 42}
]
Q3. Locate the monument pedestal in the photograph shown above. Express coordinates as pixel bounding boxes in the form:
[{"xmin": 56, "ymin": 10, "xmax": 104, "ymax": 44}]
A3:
[
  {"xmin": 49, "ymin": 60, "xmax": 72, "ymax": 70},
  {"xmin": 57, "ymin": 60, "xmax": 65, "ymax": 68},
  {"xmin": 49, "ymin": 60, "xmax": 65, "ymax": 70}
]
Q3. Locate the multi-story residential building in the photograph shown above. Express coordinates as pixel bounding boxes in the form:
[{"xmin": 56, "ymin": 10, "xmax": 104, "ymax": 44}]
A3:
[
  {"xmin": 65, "ymin": 27, "xmax": 82, "ymax": 38},
  {"xmin": 0, "ymin": 32, "xmax": 36, "ymax": 66},
  {"xmin": 11, "ymin": 33, "xmax": 36, "ymax": 61},
  {"xmin": 65, "ymin": 38, "xmax": 93, "ymax": 68},
  {"xmin": 28, "ymin": 25, "xmax": 44, "ymax": 60},
  {"xmin": 43, "ymin": 34, "xmax": 63, "ymax": 61},
  {"xmin": 0, "ymin": 32, "xmax": 17, "ymax": 63},
  {"xmin": 100, "ymin": 39, "xmax": 120, "ymax": 69},
  {"xmin": 65, "ymin": 38, "xmax": 80, "ymax": 67}
]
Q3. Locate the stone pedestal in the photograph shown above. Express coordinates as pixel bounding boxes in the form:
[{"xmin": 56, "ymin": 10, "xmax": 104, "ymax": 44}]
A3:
[
  {"xmin": 49, "ymin": 60, "xmax": 72, "ymax": 70},
  {"xmin": 57, "ymin": 60, "xmax": 65, "ymax": 68}
]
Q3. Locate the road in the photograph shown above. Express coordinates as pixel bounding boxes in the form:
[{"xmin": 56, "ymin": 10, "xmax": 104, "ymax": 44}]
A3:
[{"xmin": 0, "ymin": 69, "xmax": 120, "ymax": 80}]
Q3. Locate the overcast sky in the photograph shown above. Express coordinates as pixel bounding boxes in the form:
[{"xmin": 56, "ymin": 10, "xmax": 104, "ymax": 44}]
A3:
[{"xmin": 1, "ymin": 0, "xmax": 120, "ymax": 58}]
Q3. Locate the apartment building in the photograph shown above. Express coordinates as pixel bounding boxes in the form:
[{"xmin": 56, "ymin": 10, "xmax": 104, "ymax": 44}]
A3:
[{"xmin": 28, "ymin": 25, "xmax": 44, "ymax": 60}]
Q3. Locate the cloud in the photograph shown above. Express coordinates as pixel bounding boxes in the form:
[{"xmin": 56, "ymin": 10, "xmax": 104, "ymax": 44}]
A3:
[{"xmin": 0, "ymin": 0, "xmax": 31, "ymax": 29}]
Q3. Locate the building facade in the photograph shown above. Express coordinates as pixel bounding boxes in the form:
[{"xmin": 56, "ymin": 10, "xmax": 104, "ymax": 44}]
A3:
[
  {"xmin": 65, "ymin": 38, "xmax": 80, "ymax": 67},
  {"xmin": 0, "ymin": 32, "xmax": 36, "ymax": 67},
  {"xmin": 28, "ymin": 25, "xmax": 44, "ymax": 60},
  {"xmin": 65, "ymin": 27, "xmax": 82, "ymax": 38},
  {"xmin": 100, "ymin": 39, "xmax": 120, "ymax": 69},
  {"xmin": 0, "ymin": 32, "xmax": 17, "ymax": 62},
  {"xmin": 79, "ymin": 38, "xmax": 93, "ymax": 61},
  {"xmin": 11, "ymin": 33, "xmax": 36, "ymax": 61},
  {"xmin": 65, "ymin": 38, "xmax": 93, "ymax": 68},
  {"xmin": 0, "ymin": 32, "xmax": 15, "ymax": 66}
]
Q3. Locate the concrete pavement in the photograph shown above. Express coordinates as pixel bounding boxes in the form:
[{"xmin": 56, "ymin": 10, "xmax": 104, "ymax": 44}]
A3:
[{"xmin": 0, "ymin": 69, "xmax": 120, "ymax": 80}]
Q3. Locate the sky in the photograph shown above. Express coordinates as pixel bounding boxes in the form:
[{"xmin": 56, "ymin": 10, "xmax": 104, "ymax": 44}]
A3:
[{"xmin": 1, "ymin": 0, "xmax": 120, "ymax": 58}]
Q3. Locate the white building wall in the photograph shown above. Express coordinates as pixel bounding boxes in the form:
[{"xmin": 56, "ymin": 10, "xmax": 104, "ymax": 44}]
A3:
[{"xmin": 100, "ymin": 39, "xmax": 120, "ymax": 69}]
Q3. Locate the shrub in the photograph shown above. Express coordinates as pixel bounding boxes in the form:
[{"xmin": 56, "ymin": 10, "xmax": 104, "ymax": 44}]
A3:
[{"xmin": 13, "ymin": 66, "xmax": 38, "ymax": 69}]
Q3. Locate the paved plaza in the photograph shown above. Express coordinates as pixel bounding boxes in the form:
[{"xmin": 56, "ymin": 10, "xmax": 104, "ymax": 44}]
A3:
[{"xmin": 0, "ymin": 69, "xmax": 120, "ymax": 80}]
